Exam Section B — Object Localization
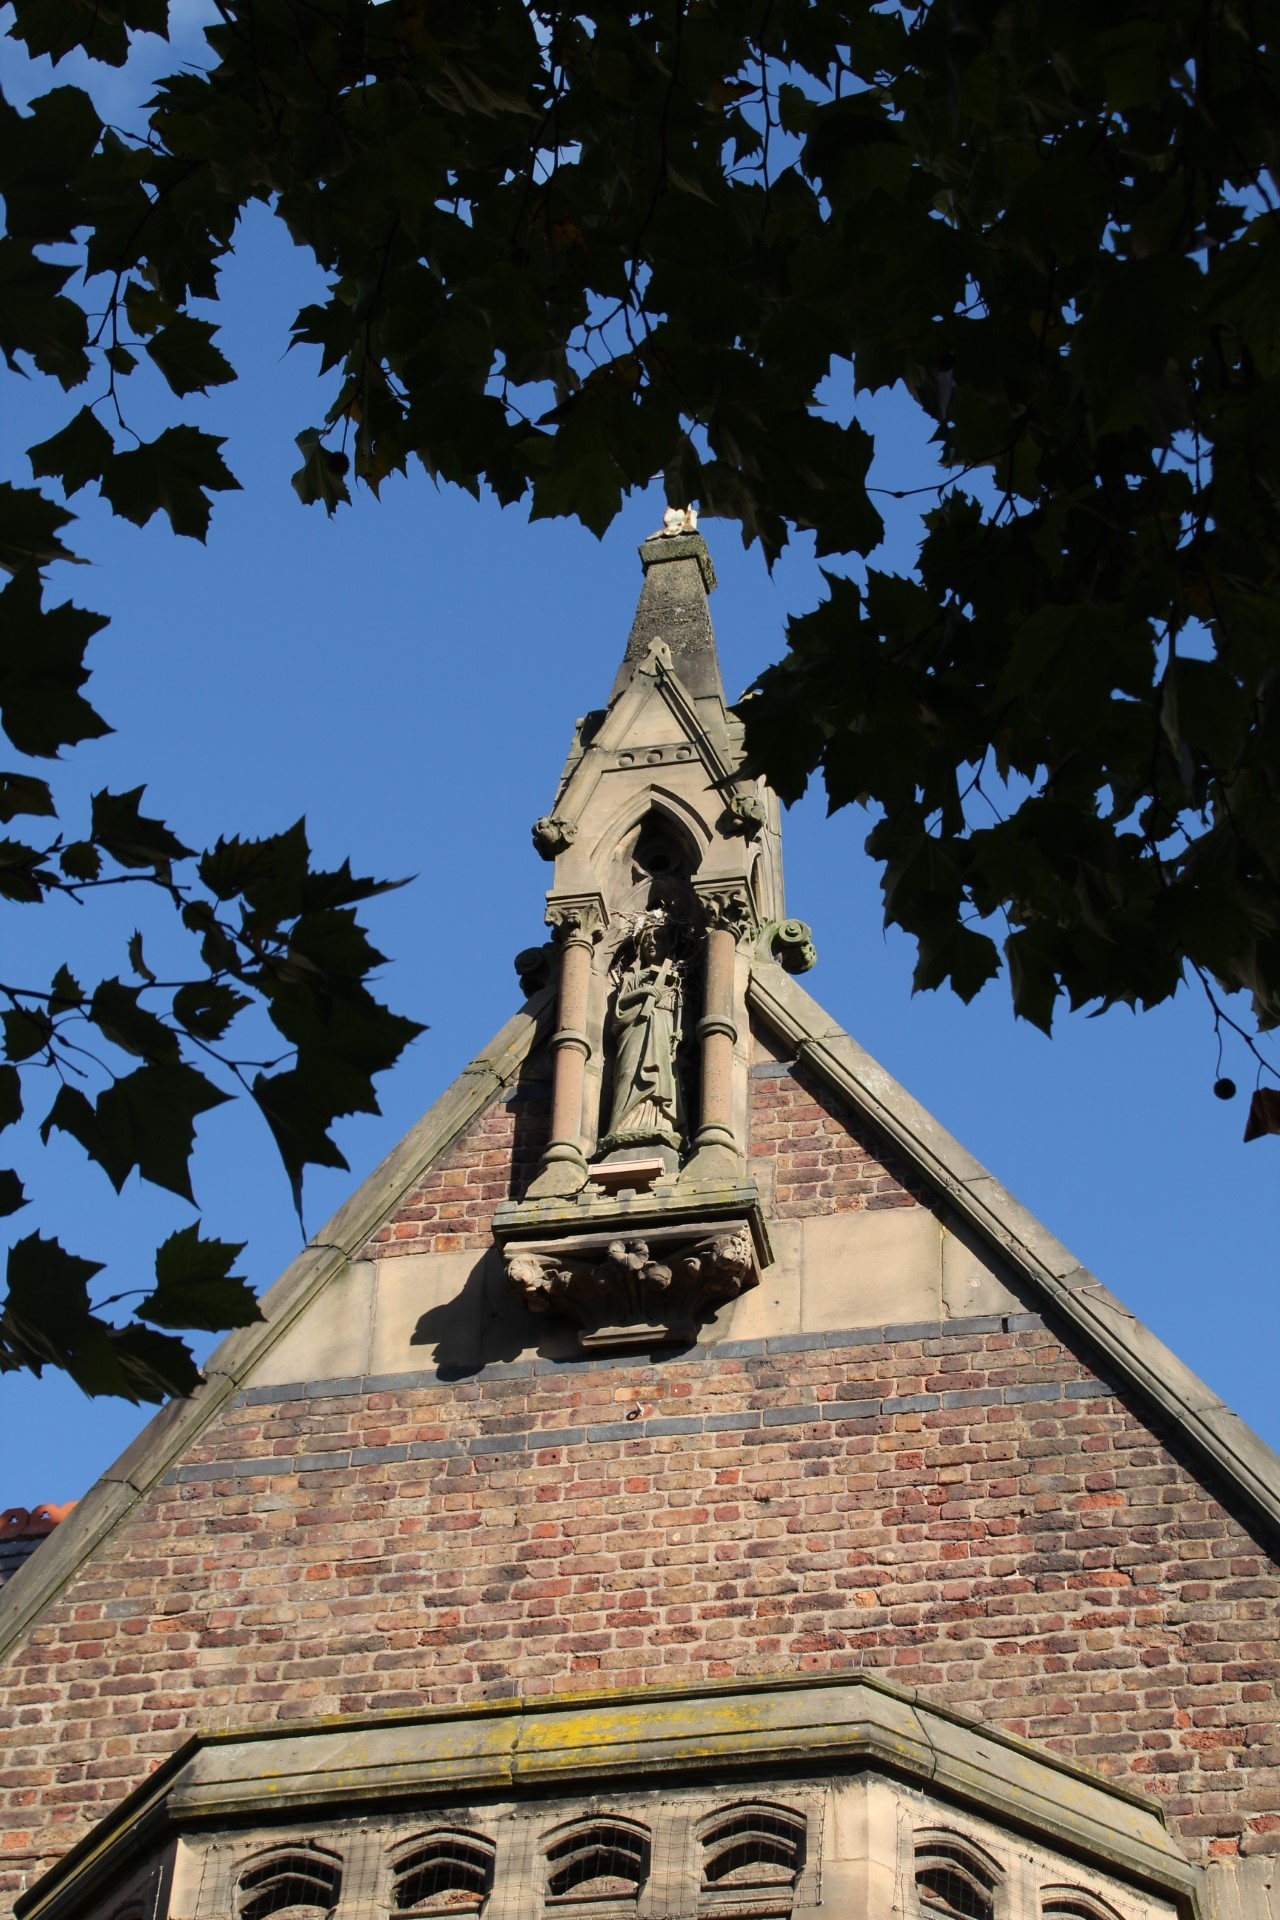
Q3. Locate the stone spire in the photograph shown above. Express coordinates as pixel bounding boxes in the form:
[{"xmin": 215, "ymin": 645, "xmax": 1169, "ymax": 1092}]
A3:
[
  {"xmin": 493, "ymin": 519, "xmax": 817, "ymax": 1353},
  {"xmin": 608, "ymin": 522, "xmax": 724, "ymax": 705}
]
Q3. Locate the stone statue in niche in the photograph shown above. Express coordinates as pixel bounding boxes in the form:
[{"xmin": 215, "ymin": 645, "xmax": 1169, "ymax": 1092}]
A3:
[{"xmin": 599, "ymin": 921, "xmax": 685, "ymax": 1153}]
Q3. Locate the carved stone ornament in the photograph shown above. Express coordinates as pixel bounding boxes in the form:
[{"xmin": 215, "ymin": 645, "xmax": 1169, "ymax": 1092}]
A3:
[
  {"xmin": 531, "ymin": 814, "xmax": 577, "ymax": 859},
  {"xmin": 545, "ymin": 899, "xmax": 604, "ymax": 943},
  {"xmin": 722, "ymin": 792, "xmax": 767, "ymax": 840},
  {"xmin": 768, "ymin": 917, "xmax": 817, "ymax": 974},
  {"xmin": 506, "ymin": 1224, "xmax": 756, "ymax": 1350},
  {"xmin": 699, "ymin": 885, "xmax": 756, "ymax": 940},
  {"xmin": 514, "ymin": 944, "xmax": 553, "ymax": 995}
]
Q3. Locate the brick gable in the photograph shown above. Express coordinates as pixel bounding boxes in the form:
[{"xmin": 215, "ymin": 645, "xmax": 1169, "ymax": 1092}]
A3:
[{"xmin": 3, "ymin": 1025, "xmax": 1278, "ymax": 1902}]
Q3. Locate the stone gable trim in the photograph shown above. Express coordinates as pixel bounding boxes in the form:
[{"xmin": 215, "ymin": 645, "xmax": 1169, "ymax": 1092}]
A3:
[
  {"xmin": 15, "ymin": 1672, "xmax": 1203, "ymax": 1920},
  {"xmin": 748, "ymin": 960, "xmax": 1280, "ymax": 1549},
  {"xmin": 0, "ymin": 990, "xmax": 556, "ymax": 1664}
]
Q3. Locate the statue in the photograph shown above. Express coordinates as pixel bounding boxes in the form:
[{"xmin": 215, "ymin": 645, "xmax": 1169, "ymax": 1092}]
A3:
[{"xmin": 599, "ymin": 925, "xmax": 684, "ymax": 1152}]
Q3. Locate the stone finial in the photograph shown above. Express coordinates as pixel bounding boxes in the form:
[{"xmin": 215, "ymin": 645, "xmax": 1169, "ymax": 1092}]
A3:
[
  {"xmin": 532, "ymin": 814, "xmax": 577, "ymax": 859},
  {"xmin": 659, "ymin": 504, "xmax": 698, "ymax": 536}
]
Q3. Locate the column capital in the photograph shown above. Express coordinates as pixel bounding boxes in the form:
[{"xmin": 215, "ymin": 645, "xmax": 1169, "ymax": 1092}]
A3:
[
  {"xmin": 695, "ymin": 882, "xmax": 757, "ymax": 942},
  {"xmin": 545, "ymin": 894, "xmax": 607, "ymax": 944}
]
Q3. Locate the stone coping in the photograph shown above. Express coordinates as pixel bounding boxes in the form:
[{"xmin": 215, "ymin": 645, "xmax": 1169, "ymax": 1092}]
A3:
[{"xmin": 16, "ymin": 1671, "xmax": 1203, "ymax": 1920}]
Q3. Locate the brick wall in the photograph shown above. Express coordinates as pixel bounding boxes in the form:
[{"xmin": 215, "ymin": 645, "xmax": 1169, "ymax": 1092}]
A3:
[
  {"xmin": 363, "ymin": 1073, "xmax": 549, "ymax": 1258},
  {"xmin": 5, "ymin": 1318, "xmax": 1278, "ymax": 1890},
  {"xmin": 749, "ymin": 1052, "xmax": 928, "ymax": 1219},
  {"xmin": 3, "ymin": 1041, "xmax": 1278, "ymax": 1895}
]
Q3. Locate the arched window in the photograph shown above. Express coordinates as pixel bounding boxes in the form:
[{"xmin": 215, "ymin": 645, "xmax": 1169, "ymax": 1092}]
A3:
[
  {"xmin": 914, "ymin": 1835, "xmax": 999, "ymax": 1920},
  {"xmin": 394, "ymin": 1831, "xmax": 495, "ymax": 1914},
  {"xmin": 699, "ymin": 1803, "xmax": 806, "ymax": 1894},
  {"xmin": 545, "ymin": 1817, "xmax": 649, "ymax": 1902},
  {"xmin": 1042, "ymin": 1893, "xmax": 1123, "ymax": 1919},
  {"xmin": 237, "ymin": 1847, "xmax": 341, "ymax": 1920}
]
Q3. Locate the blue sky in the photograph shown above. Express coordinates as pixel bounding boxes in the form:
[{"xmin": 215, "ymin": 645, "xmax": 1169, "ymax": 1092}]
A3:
[{"xmin": 1, "ymin": 11, "xmax": 1276, "ymax": 1505}]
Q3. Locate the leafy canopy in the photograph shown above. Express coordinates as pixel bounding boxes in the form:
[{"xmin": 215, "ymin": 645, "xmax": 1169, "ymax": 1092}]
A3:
[{"xmin": 3, "ymin": 0, "xmax": 1279, "ymax": 1395}]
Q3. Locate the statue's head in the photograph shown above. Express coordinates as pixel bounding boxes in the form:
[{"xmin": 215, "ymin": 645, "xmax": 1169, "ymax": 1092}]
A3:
[{"xmin": 638, "ymin": 925, "xmax": 662, "ymax": 965}]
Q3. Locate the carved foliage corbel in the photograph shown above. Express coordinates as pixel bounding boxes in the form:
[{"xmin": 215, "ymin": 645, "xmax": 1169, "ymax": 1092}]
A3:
[{"xmin": 505, "ymin": 1225, "xmax": 756, "ymax": 1348}]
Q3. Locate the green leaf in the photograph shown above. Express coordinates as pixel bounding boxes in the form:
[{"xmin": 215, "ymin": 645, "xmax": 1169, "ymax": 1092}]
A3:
[
  {"xmin": 0, "ymin": 1231, "xmax": 200, "ymax": 1402},
  {"xmin": 3, "ymin": 1007, "xmax": 53, "ymax": 1061},
  {"xmin": 128, "ymin": 930, "xmax": 156, "ymax": 983},
  {"xmin": 28, "ymin": 406, "xmax": 114, "ymax": 497},
  {"xmin": 0, "ymin": 86, "xmax": 104, "ymax": 246},
  {"xmin": 252, "ymin": 1063, "xmax": 351, "ymax": 1220},
  {"xmin": 99, "ymin": 427, "xmax": 239, "ymax": 540},
  {"xmin": 0, "ymin": 1066, "xmax": 22, "ymax": 1131},
  {"xmin": 0, "ymin": 569, "xmax": 110, "ymax": 758},
  {"xmin": 60, "ymin": 840, "xmax": 103, "ymax": 881},
  {"xmin": 91, "ymin": 786, "xmax": 192, "ymax": 871},
  {"xmin": 49, "ymin": 964, "xmax": 84, "ymax": 1013},
  {"xmin": 0, "ymin": 238, "xmax": 90, "ymax": 387},
  {"xmin": 0, "ymin": 481, "xmax": 81, "ymax": 572},
  {"xmin": 0, "ymin": 1168, "xmax": 26, "ymax": 1216},
  {"xmin": 144, "ymin": 316, "xmax": 235, "ymax": 396},
  {"xmin": 290, "ymin": 428, "xmax": 351, "ymax": 515},
  {"xmin": 43, "ymin": 1062, "xmax": 230, "ymax": 1199},
  {"xmin": 1005, "ymin": 928, "xmax": 1061, "ymax": 1036},
  {"xmin": 87, "ymin": 978, "xmax": 180, "ymax": 1064},
  {"xmin": 138, "ymin": 1224, "xmax": 260, "ymax": 1332},
  {"xmin": 0, "ymin": 772, "xmax": 56, "ymax": 823},
  {"xmin": 0, "ymin": 837, "xmax": 55, "ymax": 903},
  {"xmin": 7, "ymin": 0, "xmax": 170, "ymax": 68},
  {"xmin": 172, "ymin": 980, "xmax": 251, "ymax": 1041}
]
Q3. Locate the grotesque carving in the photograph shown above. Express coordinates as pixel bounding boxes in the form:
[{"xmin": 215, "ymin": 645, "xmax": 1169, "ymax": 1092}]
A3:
[
  {"xmin": 723, "ymin": 792, "xmax": 767, "ymax": 840},
  {"xmin": 532, "ymin": 814, "xmax": 577, "ymax": 859},
  {"xmin": 505, "ymin": 1225, "xmax": 755, "ymax": 1347},
  {"xmin": 768, "ymin": 918, "xmax": 817, "ymax": 974},
  {"xmin": 514, "ymin": 944, "xmax": 553, "ymax": 995},
  {"xmin": 599, "ymin": 922, "xmax": 685, "ymax": 1154}
]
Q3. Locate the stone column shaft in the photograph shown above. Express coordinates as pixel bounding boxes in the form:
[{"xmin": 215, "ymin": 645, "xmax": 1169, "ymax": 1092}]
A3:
[
  {"xmin": 530, "ymin": 919, "xmax": 596, "ymax": 1196},
  {"xmin": 692, "ymin": 923, "xmax": 739, "ymax": 1161}
]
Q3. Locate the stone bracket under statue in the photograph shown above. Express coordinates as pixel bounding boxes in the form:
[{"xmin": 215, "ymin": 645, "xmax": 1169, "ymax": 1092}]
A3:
[{"xmin": 494, "ymin": 1186, "xmax": 771, "ymax": 1351}]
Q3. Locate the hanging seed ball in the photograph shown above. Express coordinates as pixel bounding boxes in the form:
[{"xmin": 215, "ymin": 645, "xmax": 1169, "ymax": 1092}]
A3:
[{"xmin": 1214, "ymin": 1077, "xmax": 1237, "ymax": 1101}]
